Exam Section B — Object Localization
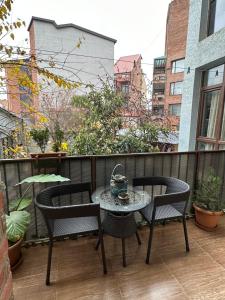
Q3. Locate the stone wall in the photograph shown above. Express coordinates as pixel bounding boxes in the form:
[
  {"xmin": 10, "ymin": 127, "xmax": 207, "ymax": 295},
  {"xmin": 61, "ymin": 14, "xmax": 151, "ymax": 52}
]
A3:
[{"xmin": 0, "ymin": 191, "xmax": 13, "ymax": 300}]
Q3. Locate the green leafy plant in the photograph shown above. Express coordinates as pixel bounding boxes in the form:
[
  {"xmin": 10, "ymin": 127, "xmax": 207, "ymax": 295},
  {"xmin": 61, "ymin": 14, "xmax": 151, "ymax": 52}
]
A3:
[
  {"xmin": 194, "ymin": 169, "xmax": 223, "ymax": 212},
  {"xmin": 52, "ymin": 122, "xmax": 64, "ymax": 152},
  {"xmin": 71, "ymin": 83, "xmax": 170, "ymax": 155},
  {"xmin": 5, "ymin": 174, "xmax": 70, "ymax": 245},
  {"xmin": 30, "ymin": 127, "xmax": 50, "ymax": 153},
  {"xmin": 0, "ymin": 179, "xmax": 31, "ymax": 245},
  {"xmin": 6, "ymin": 197, "xmax": 32, "ymax": 245}
]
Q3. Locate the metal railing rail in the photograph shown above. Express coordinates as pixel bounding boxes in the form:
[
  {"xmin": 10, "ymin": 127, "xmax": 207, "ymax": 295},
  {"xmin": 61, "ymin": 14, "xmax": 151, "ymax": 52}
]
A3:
[{"xmin": 1, "ymin": 150, "xmax": 225, "ymax": 240}]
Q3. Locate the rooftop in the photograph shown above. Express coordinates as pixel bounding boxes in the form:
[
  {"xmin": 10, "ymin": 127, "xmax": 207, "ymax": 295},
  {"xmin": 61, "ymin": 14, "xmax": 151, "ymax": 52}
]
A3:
[
  {"xmin": 28, "ymin": 16, "xmax": 117, "ymax": 44},
  {"xmin": 114, "ymin": 54, "xmax": 142, "ymax": 74}
]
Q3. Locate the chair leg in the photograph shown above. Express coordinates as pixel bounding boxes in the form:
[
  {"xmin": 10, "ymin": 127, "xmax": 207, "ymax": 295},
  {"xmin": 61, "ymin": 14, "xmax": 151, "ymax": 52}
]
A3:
[
  {"xmin": 146, "ymin": 221, "xmax": 155, "ymax": 264},
  {"xmin": 46, "ymin": 239, "xmax": 53, "ymax": 285},
  {"xmin": 122, "ymin": 238, "xmax": 126, "ymax": 267},
  {"xmin": 95, "ymin": 238, "xmax": 100, "ymax": 250},
  {"xmin": 136, "ymin": 231, "xmax": 141, "ymax": 245},
  {"xmin": 99, "ymin": 233, "xmax": 107, "ymax": 274},
  {"xmin": 183, "ymin": 217, "xmax": 190, "ymax": 252}
]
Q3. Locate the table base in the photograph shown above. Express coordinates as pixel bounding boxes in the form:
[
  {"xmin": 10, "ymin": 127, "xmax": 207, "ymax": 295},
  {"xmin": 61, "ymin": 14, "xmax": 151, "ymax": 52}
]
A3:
[{"xmin": 96, "ymin": 212, "xmax": 141, "ymax": 267}]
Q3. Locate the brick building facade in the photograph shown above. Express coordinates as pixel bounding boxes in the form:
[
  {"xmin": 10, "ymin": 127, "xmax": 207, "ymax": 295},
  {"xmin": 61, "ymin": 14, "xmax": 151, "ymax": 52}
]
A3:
[
  {"xmin": 164, "ymin": 0, "xmax": 189, "ymax": 130},
  {"xmin": 114, "ymin": 54, "xmax": 146, "ymax": 125},
  {"xmin": 5, "ymin": 59, "xmax": 37, "ymax": 122}
]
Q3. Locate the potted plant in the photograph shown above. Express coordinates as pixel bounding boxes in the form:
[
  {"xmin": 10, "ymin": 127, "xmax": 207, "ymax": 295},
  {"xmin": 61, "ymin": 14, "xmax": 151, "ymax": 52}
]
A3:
[
  {"xmin": 6, "ymin": 194, "xmax": 32, "ymax": 269},
  {"xmin": 30, "ymin": 126, "xmax": 67, "ymax": 159},
  {"xmin": 52, "ymin": 122, "xmax": 64, "ymax": 152},
  {"xmin": 193, "ymin": 169, "xmax": 224, "ymax": 231},
  {"xmin": 30, "ymin": 127, "xmax": 50, "ymax": 154}
]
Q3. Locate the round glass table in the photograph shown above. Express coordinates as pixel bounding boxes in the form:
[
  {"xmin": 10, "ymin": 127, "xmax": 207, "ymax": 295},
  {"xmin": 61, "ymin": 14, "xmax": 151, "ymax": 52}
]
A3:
[
  {"xmin": 92, "ymin": 186, "xmax": 151, "ymax": 267},
  {"xmin": 92, "ymin": 186, "xmax": 150, "ymax": 213}
]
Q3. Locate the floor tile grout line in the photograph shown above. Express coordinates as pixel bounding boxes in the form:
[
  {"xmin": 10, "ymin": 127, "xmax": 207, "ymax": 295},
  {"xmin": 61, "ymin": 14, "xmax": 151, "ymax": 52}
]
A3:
[
  {"xmin": 195, "ymin": 239, "xmax": 225, "ymax": 271},
  {"xmin": 159, "ymin": 255, "xmax": 191, "ymax": 300}
]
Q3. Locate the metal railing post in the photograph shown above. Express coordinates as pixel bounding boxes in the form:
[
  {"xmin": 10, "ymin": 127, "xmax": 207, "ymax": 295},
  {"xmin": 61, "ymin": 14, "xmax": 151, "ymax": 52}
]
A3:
[{"xmin": 91, "ymin": 156, "xmax": 97, "ymax": 192}]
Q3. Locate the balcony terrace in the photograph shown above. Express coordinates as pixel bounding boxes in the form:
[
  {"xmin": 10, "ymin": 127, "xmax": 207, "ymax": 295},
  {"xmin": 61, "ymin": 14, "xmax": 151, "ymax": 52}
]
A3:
[
  {"xmin": 13, "ymin": 218, "xmax": 225, "ymax": 300},
  {"xmin": 1, "ymin": 150, "xmax": 225, "ymax": 299}
]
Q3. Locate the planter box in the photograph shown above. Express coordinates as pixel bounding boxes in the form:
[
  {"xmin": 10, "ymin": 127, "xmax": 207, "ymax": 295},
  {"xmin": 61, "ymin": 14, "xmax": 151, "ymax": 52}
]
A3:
[{"xmin": 30, "ymin": 152, "xmax": 67, "ymax": 159}]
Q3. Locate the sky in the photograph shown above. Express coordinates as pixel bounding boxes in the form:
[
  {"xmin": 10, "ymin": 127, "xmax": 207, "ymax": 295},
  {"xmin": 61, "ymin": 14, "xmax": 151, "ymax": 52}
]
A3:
[{"xmin": 11, "ymin": 0, "xmax": 171, "ymax": 81}]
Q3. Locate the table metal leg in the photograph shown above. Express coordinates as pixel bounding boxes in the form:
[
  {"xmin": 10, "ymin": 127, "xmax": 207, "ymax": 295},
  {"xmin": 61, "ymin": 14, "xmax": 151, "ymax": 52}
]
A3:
[
  {"xmin": 95, "ymin": 238, "xmax": 100, "ymax": 250},
  {"xmin": 122, "ymin": 238, "xmax": 126, "ymax": 267},
  {"xmin": 136, "ymin": 231, "xmax": 141, "ymax": 245}
]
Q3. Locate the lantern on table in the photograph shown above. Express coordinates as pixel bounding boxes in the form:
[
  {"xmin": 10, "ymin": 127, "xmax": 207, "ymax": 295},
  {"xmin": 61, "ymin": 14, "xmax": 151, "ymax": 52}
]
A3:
[{"xmin": 110, "ymin": 164, "xmax": 128, "ymax": 197}]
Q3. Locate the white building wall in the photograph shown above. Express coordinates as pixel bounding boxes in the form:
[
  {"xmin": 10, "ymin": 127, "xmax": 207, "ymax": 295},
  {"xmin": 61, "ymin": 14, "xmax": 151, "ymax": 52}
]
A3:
[
  {"xmin": 179, "ymin": 0, "xmax": 225, "ymax": 151},
  {"xmin": 30, "ymin": 18, "xmax": 116, "ymax": 95}
]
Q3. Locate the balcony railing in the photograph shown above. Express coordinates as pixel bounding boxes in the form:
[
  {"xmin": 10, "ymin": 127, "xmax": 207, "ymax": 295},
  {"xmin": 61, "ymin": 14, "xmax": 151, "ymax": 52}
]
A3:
[{"xmin": 1, "ymin": 150, "xmax": 225, "ymax": 241}]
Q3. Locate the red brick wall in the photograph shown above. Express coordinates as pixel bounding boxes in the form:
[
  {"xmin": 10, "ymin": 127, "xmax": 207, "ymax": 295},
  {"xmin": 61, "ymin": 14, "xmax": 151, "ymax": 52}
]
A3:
[
  {"xmin": 164, "ymin": 0, "xmax": 189, "ymax": 128},
  {"xmin": 0, "ymin": 192, "xmax": 13, "ymax": 300},
  {"xmin": 29, "ymin": 23, "xmax": 39, "ymax": 114},
  {"xmin": 6, "ymin": 66, "xmax": 22, "ymax": 115}
]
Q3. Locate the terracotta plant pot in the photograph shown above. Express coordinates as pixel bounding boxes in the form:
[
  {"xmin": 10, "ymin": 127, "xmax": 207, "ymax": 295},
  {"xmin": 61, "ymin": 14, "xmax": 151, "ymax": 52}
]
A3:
[
  {"xmin": 193, "ymin": 203, "xmax": 223, "ymax": 231},
  {"xmin": 8, "ymin": 238, "xmax": 23, "ymax": 270}
]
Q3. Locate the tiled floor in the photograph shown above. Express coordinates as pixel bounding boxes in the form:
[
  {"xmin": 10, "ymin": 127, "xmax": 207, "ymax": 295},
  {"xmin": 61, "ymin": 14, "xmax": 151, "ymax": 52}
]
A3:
[{"xmin": 13, "ymin": 218, "xmax": 225, "ymax": 300}]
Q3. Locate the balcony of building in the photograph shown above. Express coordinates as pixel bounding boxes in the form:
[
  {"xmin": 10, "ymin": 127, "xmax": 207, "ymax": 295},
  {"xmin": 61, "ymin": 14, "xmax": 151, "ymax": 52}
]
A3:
[
  {"xmin": 153, "ymin": 57, "xmax": 166, "ymax": 75},
  {"xmin": 1, "ymin": 150, "xmax": 225, "ymax": 299}
]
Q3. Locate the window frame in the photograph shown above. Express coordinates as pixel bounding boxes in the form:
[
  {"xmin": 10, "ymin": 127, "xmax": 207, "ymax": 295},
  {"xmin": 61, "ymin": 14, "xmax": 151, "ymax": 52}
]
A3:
[
  {"xmin": 170, "ymin": 81, "xmax": 183, "ymax": 96},
  {"xmin": 168, "ymin": 103, "xmax": 181, "ymax": 117},
  {"xmin": 196, "ymin": 64, "xmax": 225, "ymax": 150},
  {"xmin": 171, "ymin": 58, "xmax": 185, "ymax": 74},
  {"xmin": 121, "ymin": 82, "xmax": 130, "ymax": 95},
  {"xmin": 207, "ymin": 0, "xmax": 225, "ymax": 36}
]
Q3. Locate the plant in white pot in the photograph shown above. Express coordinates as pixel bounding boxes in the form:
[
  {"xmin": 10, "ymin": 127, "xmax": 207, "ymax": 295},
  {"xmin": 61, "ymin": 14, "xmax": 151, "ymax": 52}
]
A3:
[{"xmin": 193, "ymin": 169, "xmax": 224, "ymax": 231}]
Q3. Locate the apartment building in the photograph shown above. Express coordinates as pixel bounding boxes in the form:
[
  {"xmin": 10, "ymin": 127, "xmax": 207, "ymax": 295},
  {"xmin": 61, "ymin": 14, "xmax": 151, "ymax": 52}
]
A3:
[
  {"xmin": 5, "ymin": 58, "xmax": 35, "ymax": 120},
  {"xmin": 114, "ymin": 54, "xmax": 146, "ymax": 124},
  {"xmin": 179, "ymin": 0, "xmax": 225, "ymax": 151},
  {"xmin": 164, "ymin": 0, "xmax": 189, "ymax": 131}
]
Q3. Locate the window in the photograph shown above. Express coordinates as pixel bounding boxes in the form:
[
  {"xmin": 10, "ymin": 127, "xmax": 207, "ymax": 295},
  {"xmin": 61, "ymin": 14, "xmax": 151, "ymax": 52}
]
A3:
[
  {"xmin": 170, "ymin": 81, "xmax": 183, "ymax": 95},
  {"xmin": 153, "ymin": 105, "xmax": 164, "ymax": 115},
  {"xmin": 197, "ymin": 64, "xmax": 225, "ymax": 150},
  {"xmin": 121, "ymin": 83, "xmax": 129, "ymax": 94},
  {"xmin": 208, "ymin": 0, "xmax": 225, "ymax": 35},
  {"xmin": 172, "ymin": 59, "xmax": 185, "ymax": 73},
  {"xmin": 169, "ymin": 104, "xmax": 181, "ymax": 116},
  {"xmin": 157, "ymin": 97, "xmax": 164, "ymax": 101},
  {"xmin": 200, "ymin": 90, "xmax": 220, "ymax": 138},
  {"xmin": 203, "ymin": 64, "xmax": 224, "ymax": 86}
]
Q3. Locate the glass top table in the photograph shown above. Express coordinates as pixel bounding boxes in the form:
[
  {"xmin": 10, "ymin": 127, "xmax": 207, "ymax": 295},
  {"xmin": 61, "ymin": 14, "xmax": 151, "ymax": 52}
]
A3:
[{"xmin": 92, "ymin": 186, "xmax": 151, "ymax": 213}]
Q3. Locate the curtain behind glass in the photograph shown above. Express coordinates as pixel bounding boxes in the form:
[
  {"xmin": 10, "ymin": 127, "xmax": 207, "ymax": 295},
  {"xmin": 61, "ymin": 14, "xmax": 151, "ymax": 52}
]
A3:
[{"xmin": 201, "ymin": 91, "xmax": 220, "ymax": 138}]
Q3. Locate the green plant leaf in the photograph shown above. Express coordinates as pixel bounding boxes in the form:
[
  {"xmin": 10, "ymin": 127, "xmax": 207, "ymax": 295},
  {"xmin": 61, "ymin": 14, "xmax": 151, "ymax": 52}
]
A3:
[
  {"xmin": 18, "ymin": 174, "xmax": 70, "ymax": 184},
  {"xmin": 9, "ymin": 198, "xmax": 32, "ymax": 212},
  {"xmin": 6, "ymin": 211, "xmax": 31, "ymax": 243}
]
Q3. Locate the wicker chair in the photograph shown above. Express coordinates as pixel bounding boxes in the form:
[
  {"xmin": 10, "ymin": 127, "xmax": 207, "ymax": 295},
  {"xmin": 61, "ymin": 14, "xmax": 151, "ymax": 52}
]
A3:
[
  {"xmin": 133, "ymin": 176, "xmax": 190, "ymax": 264},
  {"xmin": 35, "ymin": 182, "xmax": 107, "ymax": 285}
]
